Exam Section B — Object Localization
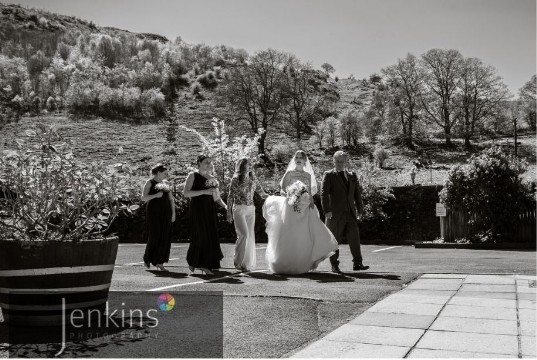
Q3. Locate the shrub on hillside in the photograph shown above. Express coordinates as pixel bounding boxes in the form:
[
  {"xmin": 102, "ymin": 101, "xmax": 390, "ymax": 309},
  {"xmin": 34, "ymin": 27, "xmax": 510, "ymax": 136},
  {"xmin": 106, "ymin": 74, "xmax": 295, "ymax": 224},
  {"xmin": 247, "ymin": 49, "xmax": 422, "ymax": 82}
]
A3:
[
  {"xmin": 197, "ymin": 71, "xmax": 218, "ymax": 89},
  {"xmin": 191, "ymin": 82, "xmax": 201, "ymax": 95},
  {"xmin": 439, "ymin": 146, "xmax": 534, "ymax": 242},
  {"xmin": 373, "ymin": 145, "xmax": 389, "ymax": 168},
  {"xmin": 271, "ymin": 143, "xmax": 297, "ymax": 164},
  {"xmin": 46, "ymin": 95, "xmax": 57, "ymax": 111}
]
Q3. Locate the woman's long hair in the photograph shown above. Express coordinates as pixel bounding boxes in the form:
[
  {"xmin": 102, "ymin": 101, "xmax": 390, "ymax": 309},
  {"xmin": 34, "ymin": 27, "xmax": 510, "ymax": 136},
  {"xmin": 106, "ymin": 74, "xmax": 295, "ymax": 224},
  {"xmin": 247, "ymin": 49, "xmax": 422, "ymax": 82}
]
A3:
[{"xmin": 234, "ymin": 157, "xmax": 253, "ymax": 185}]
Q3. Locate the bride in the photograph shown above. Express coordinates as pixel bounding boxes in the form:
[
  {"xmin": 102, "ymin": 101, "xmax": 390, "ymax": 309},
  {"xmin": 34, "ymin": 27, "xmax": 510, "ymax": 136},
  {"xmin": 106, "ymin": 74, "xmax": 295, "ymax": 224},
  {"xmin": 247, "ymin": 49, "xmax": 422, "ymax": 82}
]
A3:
[{"xmin": 262, "ymin": 150, "xmax": 338, "ymax": 275}]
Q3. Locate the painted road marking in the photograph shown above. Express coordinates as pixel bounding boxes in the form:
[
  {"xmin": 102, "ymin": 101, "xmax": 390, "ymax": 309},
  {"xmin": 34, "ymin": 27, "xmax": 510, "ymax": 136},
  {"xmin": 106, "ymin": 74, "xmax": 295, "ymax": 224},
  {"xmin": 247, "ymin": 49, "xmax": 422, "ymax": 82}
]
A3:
[
  {"xmin": 372, "ymin": 246, "xmax": 402, "ymax": 252},
  {"xmin": 147, "ymin": 269, "xmax": 269, "ymax": 292}
]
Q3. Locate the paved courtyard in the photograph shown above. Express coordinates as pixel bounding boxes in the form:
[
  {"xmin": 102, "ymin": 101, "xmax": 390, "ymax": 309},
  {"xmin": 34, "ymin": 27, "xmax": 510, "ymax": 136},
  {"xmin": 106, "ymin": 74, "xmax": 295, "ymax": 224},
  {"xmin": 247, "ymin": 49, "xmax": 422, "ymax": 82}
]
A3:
[{"xmin": 293, "ymin": 274, "xmax": 536, "ymax": 358}]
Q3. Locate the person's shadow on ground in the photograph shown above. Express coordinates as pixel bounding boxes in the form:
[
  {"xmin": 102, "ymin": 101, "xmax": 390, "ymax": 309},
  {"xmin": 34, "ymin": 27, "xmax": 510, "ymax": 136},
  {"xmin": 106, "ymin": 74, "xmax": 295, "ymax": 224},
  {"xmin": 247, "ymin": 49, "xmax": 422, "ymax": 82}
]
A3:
[
  {"xmin": 247, "ymin": 271, "xmax": 400, "ymax": 283},
  {"xmin": 146, "ymin": 270, "xmax": 189, "ymax": 279}
]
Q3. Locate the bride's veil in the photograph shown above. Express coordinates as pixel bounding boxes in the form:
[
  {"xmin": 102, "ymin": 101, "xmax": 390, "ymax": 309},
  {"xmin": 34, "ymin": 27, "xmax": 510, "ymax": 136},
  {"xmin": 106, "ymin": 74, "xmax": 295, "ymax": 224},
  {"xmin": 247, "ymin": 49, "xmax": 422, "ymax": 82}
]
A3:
[{"xmin": 279, "ymin": 152, "xmax": 318, "ymax": 195}]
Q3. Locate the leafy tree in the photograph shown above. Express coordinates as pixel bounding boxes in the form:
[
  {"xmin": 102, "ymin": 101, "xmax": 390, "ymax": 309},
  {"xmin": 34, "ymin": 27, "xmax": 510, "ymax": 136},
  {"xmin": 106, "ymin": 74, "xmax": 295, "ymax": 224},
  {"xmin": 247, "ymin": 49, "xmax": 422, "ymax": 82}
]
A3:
[{"xmin": 321, "ymin": 62, "xmax": 335, "ymax": 76}]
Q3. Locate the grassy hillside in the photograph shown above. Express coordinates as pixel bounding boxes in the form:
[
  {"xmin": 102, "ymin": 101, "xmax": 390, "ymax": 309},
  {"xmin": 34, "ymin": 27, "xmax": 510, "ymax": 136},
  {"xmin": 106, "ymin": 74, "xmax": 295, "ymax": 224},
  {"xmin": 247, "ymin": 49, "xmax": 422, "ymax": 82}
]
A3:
[{"xmin": 2, "ymin": 111, "xmax": 534, "ymax": 190}]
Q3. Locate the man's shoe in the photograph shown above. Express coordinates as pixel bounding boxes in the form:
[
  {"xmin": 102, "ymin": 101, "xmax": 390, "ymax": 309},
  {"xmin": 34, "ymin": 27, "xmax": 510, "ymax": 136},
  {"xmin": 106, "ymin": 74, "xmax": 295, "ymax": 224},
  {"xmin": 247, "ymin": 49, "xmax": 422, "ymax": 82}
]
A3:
[
  {"xmin": 353, "ymin": 264, "xmax": 370, "ymax": 271},
  {"xmin": 331, "ymin": 265, "xmax": 343, "ymax": 274}
]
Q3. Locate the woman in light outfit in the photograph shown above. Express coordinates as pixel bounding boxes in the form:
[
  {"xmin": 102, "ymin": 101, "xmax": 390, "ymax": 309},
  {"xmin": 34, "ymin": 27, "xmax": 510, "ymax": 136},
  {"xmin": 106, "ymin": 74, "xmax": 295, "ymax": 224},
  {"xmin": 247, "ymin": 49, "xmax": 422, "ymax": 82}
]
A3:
[
  {"xmin": 262, "ymin": 150, "xmax": 338, "ymax": 275},
  {"xmin": 227, "ymin": 158, "xmax": 268, "ymax": 272}
]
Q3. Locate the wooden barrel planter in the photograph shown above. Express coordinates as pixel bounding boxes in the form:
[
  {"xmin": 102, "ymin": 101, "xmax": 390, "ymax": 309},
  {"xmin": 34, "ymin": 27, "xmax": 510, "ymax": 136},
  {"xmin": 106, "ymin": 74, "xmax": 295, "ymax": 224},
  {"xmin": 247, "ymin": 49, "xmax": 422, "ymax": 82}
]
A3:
[{"xmin": 0, "ymin": 237, "xmax": 118, "ymax": 327}]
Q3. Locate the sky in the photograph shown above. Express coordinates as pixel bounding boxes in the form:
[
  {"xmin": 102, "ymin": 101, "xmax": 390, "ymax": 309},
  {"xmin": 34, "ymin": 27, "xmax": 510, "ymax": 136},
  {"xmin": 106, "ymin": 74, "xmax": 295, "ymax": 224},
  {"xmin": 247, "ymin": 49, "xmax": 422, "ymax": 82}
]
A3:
[{"xmin": 5, "ymin": 0, "xmax": 536, "ymax": 93}]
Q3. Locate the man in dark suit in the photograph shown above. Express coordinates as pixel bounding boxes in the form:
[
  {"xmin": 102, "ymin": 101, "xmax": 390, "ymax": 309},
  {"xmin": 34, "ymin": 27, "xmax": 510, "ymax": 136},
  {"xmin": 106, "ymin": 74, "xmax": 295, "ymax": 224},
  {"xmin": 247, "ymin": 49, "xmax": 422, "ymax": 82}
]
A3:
[{"xmin": 321, "ymin": 151, "xmax": 369, "ymax": 273}]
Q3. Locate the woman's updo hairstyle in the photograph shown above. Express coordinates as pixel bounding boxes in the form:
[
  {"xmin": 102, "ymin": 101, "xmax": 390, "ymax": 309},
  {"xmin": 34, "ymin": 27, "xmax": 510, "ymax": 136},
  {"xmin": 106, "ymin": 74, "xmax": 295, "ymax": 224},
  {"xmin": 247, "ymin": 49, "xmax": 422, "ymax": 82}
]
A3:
[
  {"xmin": 197, "ymin": 154, "xmax": 209, "ymax": 166},
  {"xmin": 151, "ymin": 163, "xmax": 168, "ymax": 175}
]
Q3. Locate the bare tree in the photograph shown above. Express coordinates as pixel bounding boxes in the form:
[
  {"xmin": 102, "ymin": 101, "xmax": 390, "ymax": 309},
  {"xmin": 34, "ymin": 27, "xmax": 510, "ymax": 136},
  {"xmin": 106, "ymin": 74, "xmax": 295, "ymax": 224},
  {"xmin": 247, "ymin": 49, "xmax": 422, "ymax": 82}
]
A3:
[
  {"xmin": 339, "ymin": 110, "xmax": 361, "ymax": 147},
  {"xmin": 220, "ymin": 49, "xmax": 292, "ymax": 155},
  {"xmin": 325, "ymin": 116, "xmax": 339, "ymax": 147},
  {"xmin": 312, "ymin": 120, "xmax": 328, "ymax": 149},
  {"xmin": 282, "ymin": 59, "xmax": 335, "ymax": 143},
  {"xmin": 420, "ymin": 49, "xmax": 465, "ymax": 146},
  {"xmin": 382, "ymin": 53, "xmax": 423, "ymax": 147},
  {"xmin": 519, "ymin": 74, "xmax": 536, "ymax": 131},
  {"xmin": 456, "ymin": 57, "xmax": 509, "ymax": 147}
]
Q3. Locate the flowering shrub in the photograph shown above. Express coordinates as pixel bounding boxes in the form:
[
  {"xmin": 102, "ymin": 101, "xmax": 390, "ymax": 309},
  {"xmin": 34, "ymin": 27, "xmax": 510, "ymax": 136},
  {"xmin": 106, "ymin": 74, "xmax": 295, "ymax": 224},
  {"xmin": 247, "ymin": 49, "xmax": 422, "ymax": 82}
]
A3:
[
  {"xmin": 0, "ymin": 125, "xmax": 139, "ymax": 241},
  {"xmin": 439, "ymin": 146, "xmax": 534, "ymax": 242},
  {"xmin": 180, "ymin": 117, "xmax": 261, "ymax": 193}
]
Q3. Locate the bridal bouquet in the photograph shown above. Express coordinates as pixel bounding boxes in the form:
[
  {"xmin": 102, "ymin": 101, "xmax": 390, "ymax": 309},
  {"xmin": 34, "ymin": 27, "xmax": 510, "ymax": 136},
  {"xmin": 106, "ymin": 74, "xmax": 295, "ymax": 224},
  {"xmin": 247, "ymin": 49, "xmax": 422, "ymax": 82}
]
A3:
[
  {"xmin": 286, "ymin": 181, "xmax": 309, "ymax": 213},
  {"xmin": 155, "ymin": 181, "xmax": 172, "ymax": 193},
  {"xmin": 205, "ymin": 178, "xmax": 221, "ymax": 201},
  {"xmin": 205, "ymin": 178, "xmax": 219, "ymax": 188}
]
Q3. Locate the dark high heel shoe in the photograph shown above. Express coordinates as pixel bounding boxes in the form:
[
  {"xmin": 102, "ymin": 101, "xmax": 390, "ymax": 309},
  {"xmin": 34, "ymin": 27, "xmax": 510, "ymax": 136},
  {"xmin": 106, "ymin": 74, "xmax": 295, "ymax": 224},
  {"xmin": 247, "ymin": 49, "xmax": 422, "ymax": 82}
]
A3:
[
  {"xmin": 199, "ymin": 268, "xmax": 214, "ymax": 275},
  {"xmin": 188, "ymin": 266, "xmax": 195, "ymax": 274},
  {"xmin": 156, "ymin": 264, "xmax": 169, "ymax": 272}
]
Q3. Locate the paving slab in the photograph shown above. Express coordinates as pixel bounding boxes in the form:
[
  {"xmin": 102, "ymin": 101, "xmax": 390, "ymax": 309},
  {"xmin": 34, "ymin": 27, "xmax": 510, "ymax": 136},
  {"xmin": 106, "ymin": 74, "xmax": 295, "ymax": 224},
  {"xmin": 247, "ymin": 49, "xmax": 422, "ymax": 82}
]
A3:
[
  {"xmin": 349, "ymin": 312, "xmax": 436, "ymax": 329},
  {"xmin": 414, "ymin": 330, "xmax": 518, "ymax": 355},
  {"xmin": 429, "ymin": 316, "xmax": 518, "ymax": 335},
  {"xmin": 520, "ymin": 335, "xmax": 536, "ymax": 357},
  {"xmin": 405, "ymin": 279, "xmax": 463, "ymax": 291},
  {"xmin": 379, "ymin": 293, "xmax": 451, "ymax": 305},
  {"xmin": 440, "ymin": 304, "xmax": 516, "ymax": 320},
  {"xmin": 520, "ymin": 321, "xmax": 536, "ymax": 337},
  {"xmin": 518, "ymin": 299, "xmax": 537, "ymax": 309},
  {"xmin": 518, "ymin": 308, "xmax": 536, "ymax": 322},
  {"xmin": 420, "ymin": 274, "xmax": 467, "ymax": 279},
  {"xmin": 517, "ymin": 285, "xmax": 537, "ymax": 294},
  {"xmin": 456, "ymin": 291, "xmax": 517, "ymax": 299},
  {"xmin": 460, "ymin": 284, "xmax": 516, "ymax": 293},
  {"xmin": 323, "ymin": 324, "xmax": 425, "ymax": 347},
  {"xmin": 367, "ymin": 301, "xmax": 444, "ymax": 316},
  {"xmin": 448, "ymin": 296, "xmax": 516, "ymax": 308},
  {"xmin": 518, "ymin": 293, "xmax": 537, "ymax": 300},
  {"xmin": 464, "ymin": 275, "xmax": 516, "ymax": 285},
  {"xmin": 407, "ymin": 348, "xmax": 518, "ymax": 358},
  {"xmin": 399, "ymin": 289, "xmax": 457, "ymax": 296},
  {"xmin": 291, "ymin": 340, "xmax": 410, "ymax": 358},
  {"xmin": 516, "ymin": 275, "xmax": 537, "ymax": 280}
]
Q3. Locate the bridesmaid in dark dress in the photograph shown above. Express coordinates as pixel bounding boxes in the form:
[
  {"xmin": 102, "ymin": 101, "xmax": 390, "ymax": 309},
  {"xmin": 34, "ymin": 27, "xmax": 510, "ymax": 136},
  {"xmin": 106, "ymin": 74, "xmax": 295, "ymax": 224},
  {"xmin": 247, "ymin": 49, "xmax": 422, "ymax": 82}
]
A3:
[
  {"xmin": 142, "ymin": 164, "xmax": 176, "ymax": 272},
  {"xmin": 183, "ymin": 155, "xmax": 227, "ymax": 275}
]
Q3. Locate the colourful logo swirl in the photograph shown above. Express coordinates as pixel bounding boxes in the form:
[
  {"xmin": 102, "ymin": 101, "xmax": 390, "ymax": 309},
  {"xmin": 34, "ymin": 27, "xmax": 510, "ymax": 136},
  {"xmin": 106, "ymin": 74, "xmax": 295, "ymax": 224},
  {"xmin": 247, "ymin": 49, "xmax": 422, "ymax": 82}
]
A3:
[{"xmin": 157, "ymin": 293, "xmax": 175, "ymax": 311}]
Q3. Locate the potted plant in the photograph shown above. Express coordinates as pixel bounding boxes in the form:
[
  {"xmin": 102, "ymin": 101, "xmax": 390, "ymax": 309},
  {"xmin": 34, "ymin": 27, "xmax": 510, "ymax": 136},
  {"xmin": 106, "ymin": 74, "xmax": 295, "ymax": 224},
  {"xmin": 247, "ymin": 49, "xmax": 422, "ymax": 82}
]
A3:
[{"xmin": 0, "ymin": 124, "xmax": 138, "ymax": 326}]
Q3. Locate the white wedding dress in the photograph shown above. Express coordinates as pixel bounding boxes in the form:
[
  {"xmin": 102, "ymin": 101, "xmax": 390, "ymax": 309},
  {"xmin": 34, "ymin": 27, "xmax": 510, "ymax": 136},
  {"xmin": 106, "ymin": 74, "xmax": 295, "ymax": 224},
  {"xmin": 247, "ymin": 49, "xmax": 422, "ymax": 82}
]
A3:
[{"xmin": 262, "ymin": 169, "xmax": 338, "ymax": 275}]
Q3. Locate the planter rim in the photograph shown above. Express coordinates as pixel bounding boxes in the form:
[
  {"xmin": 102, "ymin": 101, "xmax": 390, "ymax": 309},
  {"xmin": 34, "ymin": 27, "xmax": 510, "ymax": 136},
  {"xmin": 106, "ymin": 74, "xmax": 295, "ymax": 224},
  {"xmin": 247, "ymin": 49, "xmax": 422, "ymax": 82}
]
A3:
[{"xmin": 0, "ymin": 236, "xmax": 119, "ymax": 243}]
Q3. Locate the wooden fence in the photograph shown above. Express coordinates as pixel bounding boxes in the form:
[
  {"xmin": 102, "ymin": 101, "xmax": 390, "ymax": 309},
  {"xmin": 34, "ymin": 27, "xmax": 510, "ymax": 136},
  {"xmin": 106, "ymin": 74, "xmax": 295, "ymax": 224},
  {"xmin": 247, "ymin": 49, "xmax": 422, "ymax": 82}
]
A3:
[{"xmin": 444, "ymin": 205, "xmax": 536, "ymax": 242}]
